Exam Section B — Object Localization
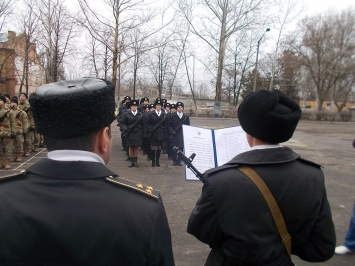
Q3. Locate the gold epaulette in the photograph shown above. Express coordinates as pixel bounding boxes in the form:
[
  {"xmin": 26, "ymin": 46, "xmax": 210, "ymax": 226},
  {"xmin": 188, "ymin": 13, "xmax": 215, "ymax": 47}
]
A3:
[
  {"xmin": 0, "ymin": 170, "xmax": 27, "ymax": 182},
  {"xmin": 105, "ymin": 176, "xmax": 159, "ymax": 199}
]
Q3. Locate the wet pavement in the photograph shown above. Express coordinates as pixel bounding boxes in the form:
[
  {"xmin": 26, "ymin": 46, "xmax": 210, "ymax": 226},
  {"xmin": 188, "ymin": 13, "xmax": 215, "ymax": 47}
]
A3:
[{"xmin": 1, "ymin": 118, "xmax": 354, "ymax": 265}]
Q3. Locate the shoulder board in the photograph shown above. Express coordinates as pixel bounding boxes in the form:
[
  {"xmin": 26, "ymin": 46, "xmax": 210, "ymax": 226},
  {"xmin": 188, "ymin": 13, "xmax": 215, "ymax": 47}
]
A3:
[
  {"xmin": 0, "ymin": 170, "xmax": 27, "ymax": 182},
  {"xmin": 204, "ymin": 164, "xmax": 239, "ymax": 177},
  {"xmin": 298, "ymin": 157, "xmax": 322, "ymax": 168},
  {"xmin": 105, "ymin": 176, "xmax": 159, "ymax": 199}
]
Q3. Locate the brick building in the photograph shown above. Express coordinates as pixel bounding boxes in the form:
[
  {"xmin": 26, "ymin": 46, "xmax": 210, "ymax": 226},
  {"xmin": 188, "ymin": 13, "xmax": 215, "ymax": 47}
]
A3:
[{"xmin": 0, "ymin": 31, "xmax": 45, "ymax": 96}]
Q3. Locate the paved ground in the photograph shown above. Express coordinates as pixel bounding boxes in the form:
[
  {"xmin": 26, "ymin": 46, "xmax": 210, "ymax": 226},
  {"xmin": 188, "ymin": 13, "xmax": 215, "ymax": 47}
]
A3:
[{"xmin": 1, "ymin": 118, "xmax": 355, "ymax": 265}]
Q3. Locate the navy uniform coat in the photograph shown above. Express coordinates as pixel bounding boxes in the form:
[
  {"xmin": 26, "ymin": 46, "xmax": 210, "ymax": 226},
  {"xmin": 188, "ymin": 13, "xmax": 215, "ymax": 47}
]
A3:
[
  {"xmin": 0, "ymin": 159, "xmax": 174, "ymax": 265},
  {"xmin": 120, "ymin": 110, "xmax": 144, "ymax": 146},
  {"xmin": 187, "ymin": 147, "xmax": 335, "ymax": 266},
  {"xmin": 167, "ymin": 112, "xmax": 190, "ymax": 148},
  {"xmin": 146, "ymin": 111, "xmax": 167, "ymax": 141}
]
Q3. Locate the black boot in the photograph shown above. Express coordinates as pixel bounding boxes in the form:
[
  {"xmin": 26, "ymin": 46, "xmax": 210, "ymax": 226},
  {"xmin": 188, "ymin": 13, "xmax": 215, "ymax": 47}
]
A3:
[
  {"xmin": 147, "ymin": 150, "xmax": 152, "ymax": 161},
  {"xmin": 156, "ymin": 150, "xmax": 161, "ymax": 167},
  {"xmin": 128, "ymin": 157, "xmax": 134, "ymax": 167},
  {"xmin": 133, "ymin": 157, "xmax": 139, "ymax": 167},
  {"xmin": 151, "ymin": 151, "xmax": 156, "ymax": 167}
]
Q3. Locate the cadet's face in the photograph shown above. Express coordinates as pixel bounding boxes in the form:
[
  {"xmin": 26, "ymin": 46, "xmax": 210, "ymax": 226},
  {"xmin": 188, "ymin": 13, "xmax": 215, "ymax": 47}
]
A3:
[
  {"xmin": 171, "ymin": 109, "xmax": 176, "ymax": 113},
  {"xmin": 131, "ymin": 105, "xmax": 137, "ymax": 111},
  {"xmin": 177, "ymin": 106, "xmax": 183, "ymax": 112},
  {"xmin": 19, "ymin": 94, "xmax": 26, "ymax": 102},
  {"xmin": 155, "ymin": 104, "xmax": 161, "ymax": 111},
  {"xmin": 166, "ymin": 107, "xmax": 170, "ymax": 112}
]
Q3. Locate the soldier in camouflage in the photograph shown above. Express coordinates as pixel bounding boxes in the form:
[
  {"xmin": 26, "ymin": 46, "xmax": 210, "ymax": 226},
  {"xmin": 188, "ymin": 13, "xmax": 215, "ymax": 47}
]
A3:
[
  {"xmin": 10, "ymin": 96, "xmax": 29, "ymax": 162},
  {"xmin": 19, "ymin": 92, "xmax": 34, "ymax": 157},
  {"xmin": 0, "ymin": 95, "xmax": 16, "ymax": 169},
  {"xmin": 4, "ymin": 94, "xmax": 11, "ymax": 109}
]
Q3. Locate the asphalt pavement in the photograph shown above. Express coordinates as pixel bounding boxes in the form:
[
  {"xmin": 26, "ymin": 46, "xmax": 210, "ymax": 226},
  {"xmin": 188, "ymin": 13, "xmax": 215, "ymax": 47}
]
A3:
[{"xmin": 1, "ymin": 118, "xmax": 354, "ymax": 265}]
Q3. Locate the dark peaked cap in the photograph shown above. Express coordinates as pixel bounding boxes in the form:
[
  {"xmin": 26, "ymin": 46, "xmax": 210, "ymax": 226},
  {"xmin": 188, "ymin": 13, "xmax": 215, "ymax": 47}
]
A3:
[
  {"xmin": 237, "ymin": 90, "xmax": 301, "ymax": 144},
  {"xmin": 29, "ymin": 78, "xmax": 115, "ymax": 139}
]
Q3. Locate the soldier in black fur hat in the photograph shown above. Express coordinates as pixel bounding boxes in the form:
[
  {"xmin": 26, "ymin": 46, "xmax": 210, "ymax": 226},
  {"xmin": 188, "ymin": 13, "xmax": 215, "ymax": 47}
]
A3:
[
  {"xmin": 138, "ymin": 97, "xmax": 149, "ymax": 113},
  {"xmin": 141, "ymin": 104, "xmax": 151, "ymax": 157},
  {"xmin": 120, "ymin": 100, "xmax": 144, "ymax": 167},
  {"xmin": 146, "ymin": 99, "xmax": 168, "ymax": 167},
  {"xmin": 167, "ymin": 101, "xmax": 190, "ymax": 166},
  {"xmin": 187, "ymin": 90, "xmax": 335, "ymax": 265},
  {"xmin": 0, "ymin": 78, "xmax": 174, "ymax": 265}
]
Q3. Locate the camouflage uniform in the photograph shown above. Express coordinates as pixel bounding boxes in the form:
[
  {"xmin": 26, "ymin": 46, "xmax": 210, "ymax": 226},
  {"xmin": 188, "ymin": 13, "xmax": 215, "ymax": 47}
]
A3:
[
  {"xmin": 11, "ymin": 106, "xmax": 29, "ymax": 162},
  {"xmin": 0, "ymin": 106, "xmax": 16, "ymax": 169},
  {"xmin": 33, "ymin": 130, "xmax": 41, "ymax": 152},
  {"xmin": 19, "ymin": 100, "xmax": 34, "ymax": 156}
]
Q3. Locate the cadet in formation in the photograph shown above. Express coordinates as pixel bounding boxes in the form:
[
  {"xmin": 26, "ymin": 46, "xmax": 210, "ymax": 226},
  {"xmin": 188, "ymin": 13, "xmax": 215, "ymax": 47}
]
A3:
[
  {"xmin": 146, "ymin": 99, "xmax": 168, "ymax": 167},
  {"xmin": 0, "ymin": 95, "xmax": 16, "ymax": 169},
  {"xmin": 120, "ymin": 100, "xmax": 144, "ymax": 167},
  {"xmin": 167, "ymin": 101, "xmax": 190, "ymax": 166},
  {"xmin": 10, "ymin": 96, "xmax": 29, "ymax": 162}
]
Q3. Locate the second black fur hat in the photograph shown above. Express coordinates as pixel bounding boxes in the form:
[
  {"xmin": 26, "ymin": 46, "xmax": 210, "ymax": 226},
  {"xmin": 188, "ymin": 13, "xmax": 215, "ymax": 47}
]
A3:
[{"xmin": 237, "ymin": 90, "xmax": 301, "ymax": 144}]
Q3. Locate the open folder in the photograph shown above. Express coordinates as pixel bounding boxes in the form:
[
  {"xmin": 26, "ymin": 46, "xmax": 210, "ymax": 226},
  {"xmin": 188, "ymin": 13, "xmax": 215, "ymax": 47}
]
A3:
[{"xmin": 182, "ymin": 125, "xmax": 250, "ymax": 181}]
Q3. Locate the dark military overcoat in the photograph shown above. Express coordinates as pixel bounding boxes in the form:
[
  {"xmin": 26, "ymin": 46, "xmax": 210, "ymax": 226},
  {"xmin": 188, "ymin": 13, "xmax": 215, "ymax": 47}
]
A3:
[
  {"xmin": 120, "ymin": 110, "xmax": 144, "ymax": 146},
  {"xmin": 187, "ymin": 147, "xmax": 335, "ymax": 265},
  {"xmin": 0, "ymin": 159, "xmax": 174, "ymax": 265},
  {"xmin": 146, "ymin": 111, "xmax": 167, "ymax": 142},
  {"xmin": 167, "ymin": 112, "xmax": 190, "ymax": 148}
]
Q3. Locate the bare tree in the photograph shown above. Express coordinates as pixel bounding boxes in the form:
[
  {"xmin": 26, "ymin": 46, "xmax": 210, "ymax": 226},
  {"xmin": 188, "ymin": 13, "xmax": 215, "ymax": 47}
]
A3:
[
  {"xmin": 224, "ymin": 29, "xmax": 256, "ymax": 106},
  {"xmin": 0, "ymin": 0, "xmax": 14, "ymax": 32},
  {"xmin": 276, "ymin": 49, "xmax": 301, "ymax": 101},
  {"xmin": 14, "ymin": 0, "xmax": 43, "ymax": 94},
  {"xmin": 268, "ymin": 0, "xmax": 301, "ymax": 90},
  {"xmin": 178, "ymin": 0, "xmax": 266, "ymax": 103},
  {"xmin": 35, "ymin": 0, "xmax": 77, "ymax": 82},
  {"xmin": 77, "ymin": 0, "xmax": 170, "ymax": 96},
  {"xmin": 288, "ymin": 10, "xmax": 355, "ymax": 111}
]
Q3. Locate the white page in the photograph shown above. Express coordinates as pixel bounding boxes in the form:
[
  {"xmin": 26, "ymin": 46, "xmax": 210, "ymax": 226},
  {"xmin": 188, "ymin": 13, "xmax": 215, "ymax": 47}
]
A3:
[
  {"xmin": 182, "ymin": 125, "xmax": 215, "ymax": 181},
  {"xmin": 214, "ymin": 126, "xmax": 250, "ymax": 166}
]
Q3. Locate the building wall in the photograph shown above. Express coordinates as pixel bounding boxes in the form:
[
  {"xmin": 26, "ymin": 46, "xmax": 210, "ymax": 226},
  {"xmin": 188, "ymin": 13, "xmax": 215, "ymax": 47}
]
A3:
[
  {"xmin": 0, "ymin": 31, "xmax": 45, "ymax": 96},
  {"xmin": 300, "ymin": 100, "xmax": 355, "ymax": 111}
]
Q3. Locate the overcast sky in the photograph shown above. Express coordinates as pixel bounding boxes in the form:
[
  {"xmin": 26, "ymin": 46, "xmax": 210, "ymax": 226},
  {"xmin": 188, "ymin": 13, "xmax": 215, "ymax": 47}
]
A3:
[{"xmin": 303, "ymin": 0, "xmax": 354, "ymax": 15}]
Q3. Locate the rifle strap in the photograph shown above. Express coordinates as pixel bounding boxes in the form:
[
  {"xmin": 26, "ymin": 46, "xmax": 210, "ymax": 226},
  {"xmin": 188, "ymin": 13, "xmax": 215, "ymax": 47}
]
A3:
[
  {"xmin": 238, "ymin": 166, "xmax": 291, "ymax": 257},
  {"xmin": 174, "ymin": 116, "xmax": 187, "ymax": 132}
]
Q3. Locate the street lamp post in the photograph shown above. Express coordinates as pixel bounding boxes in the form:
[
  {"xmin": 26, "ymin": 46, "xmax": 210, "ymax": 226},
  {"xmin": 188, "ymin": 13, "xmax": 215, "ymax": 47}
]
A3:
[{"xmin": 253, "ymin": 28, "xmax": 270, "ymax": 91}]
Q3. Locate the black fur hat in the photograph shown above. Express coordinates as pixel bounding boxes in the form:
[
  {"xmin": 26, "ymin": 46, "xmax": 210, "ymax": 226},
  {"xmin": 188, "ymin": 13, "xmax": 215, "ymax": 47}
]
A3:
[
  {"xmin": 237, "ymin": 90, "xmax": 301, "ymax": 144},
  {"xmin": 11, "ymin": 96, "xmax": 18, "ymax": 104},
  {"xmin": 129, "ymin": 100, "xmax": 139, "ymax": 106},
  {"xmin": 140, "ymin": 97, "xmax": 149, "ymax": 103},
  {"xmin": 176, "ymin": 102, "xmax": 184, "ymax": 108},
  {"xmin": 0, "ymin": 95, "xmax": 6, "ymax": 104},
  {"xmin": 29, "ymin": 78, "xmax": 115, "ymax": 139},
  {"xmin": 154, "ymin": 99, "xmax": 163, "ymax": 107}
]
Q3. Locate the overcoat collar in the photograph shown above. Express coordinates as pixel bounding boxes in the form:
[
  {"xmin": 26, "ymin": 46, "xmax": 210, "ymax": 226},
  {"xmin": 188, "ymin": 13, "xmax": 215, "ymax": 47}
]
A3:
[
  {"xmin": 225, "ymin": 147, "xmax": 300, "ymax": 165},
  {"xmin": 26, "ymin": 158, "xmax": 117, "ymax": 180}
]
